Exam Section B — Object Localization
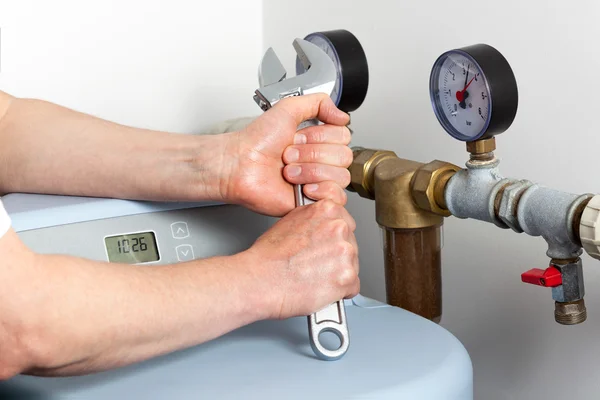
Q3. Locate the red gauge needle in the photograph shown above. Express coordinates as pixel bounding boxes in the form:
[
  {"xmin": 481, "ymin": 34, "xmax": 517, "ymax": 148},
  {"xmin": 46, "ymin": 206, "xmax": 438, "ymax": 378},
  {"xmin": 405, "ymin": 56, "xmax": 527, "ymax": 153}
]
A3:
[{"xmin": 456, "ymin": 75, "xmax": 476, "ymax": 102}]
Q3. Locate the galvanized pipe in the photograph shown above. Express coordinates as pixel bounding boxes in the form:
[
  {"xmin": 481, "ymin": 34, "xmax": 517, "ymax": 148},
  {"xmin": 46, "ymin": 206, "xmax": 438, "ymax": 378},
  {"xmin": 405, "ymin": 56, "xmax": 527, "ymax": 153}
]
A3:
[
  {"xmin": 445, "ymin": 158, "xmax": 592, "ymax": 259},
  {"xmin": 517, "ymin": 186, "xmax": 589, "ymax": 259},
  {"xmin": 444, "ymin": 159, "xmax": 511, "ymax": 227}
]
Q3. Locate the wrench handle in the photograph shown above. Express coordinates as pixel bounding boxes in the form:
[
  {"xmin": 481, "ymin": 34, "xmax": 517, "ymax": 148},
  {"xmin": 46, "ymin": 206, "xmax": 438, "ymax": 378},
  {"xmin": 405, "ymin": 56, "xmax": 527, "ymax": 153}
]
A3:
[
  {"xmin": 253, "ymin": 100, "xmax": 350, "ymax": 360},
  {"xmin": 296, "ymin": 118, "xmax": 350, "ymax": 361},
  {"xmin": 308, "ymin": 301, "xmax": 349, "ymax": 361}
]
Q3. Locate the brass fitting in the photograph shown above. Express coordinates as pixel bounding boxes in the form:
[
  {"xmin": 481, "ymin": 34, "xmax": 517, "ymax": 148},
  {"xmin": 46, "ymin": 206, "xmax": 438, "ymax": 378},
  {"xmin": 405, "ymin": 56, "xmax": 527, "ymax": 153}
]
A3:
[
  {"xmin": 410, "ymin": 161, "xmax": 461, "ymax": 217},
  {"xmin": 466, "ymin": 137, "xmax": 496, "ymax": 162},
  {"xmin": 555, "ymin": 299, "xmax": 587, "ymax": 325},
  {"xmin": 348, "ymin": 147, "xmax": 459, "ymax": 228},
  {"xmin": 374, "ymin": 158, "xmax": 443, "ymax": 229},
  {"xmin": 349, "ymin": 147, "xmax": 448, "ymax": 322},
  {"xmin": 348, "ymin": 147, "xmax": 397, "ymax": 200}
]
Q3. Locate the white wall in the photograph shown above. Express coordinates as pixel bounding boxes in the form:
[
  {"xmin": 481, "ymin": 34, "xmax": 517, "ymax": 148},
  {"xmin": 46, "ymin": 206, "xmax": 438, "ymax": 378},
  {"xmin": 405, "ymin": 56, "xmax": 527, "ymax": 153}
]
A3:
[
  {"xmin": 264, "ymin": 1, "xmax": 600, "ymax": 399},
  {"xmin": 0, "ymin": 0, "xmax": 263, "ymax": 133}
]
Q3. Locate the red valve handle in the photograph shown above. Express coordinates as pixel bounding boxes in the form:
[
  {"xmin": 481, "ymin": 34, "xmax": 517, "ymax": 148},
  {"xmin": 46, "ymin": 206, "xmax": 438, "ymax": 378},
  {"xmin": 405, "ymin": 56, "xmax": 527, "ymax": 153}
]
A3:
[{"xmin": 521, "ymin": 266, "xmax": 562, "ymax": 287}]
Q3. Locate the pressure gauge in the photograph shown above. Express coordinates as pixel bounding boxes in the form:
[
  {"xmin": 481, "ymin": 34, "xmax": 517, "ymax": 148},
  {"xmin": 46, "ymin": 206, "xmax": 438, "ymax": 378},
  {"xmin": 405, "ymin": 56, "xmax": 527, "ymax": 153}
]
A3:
[
  {"xmin": 296, "ymin": 29, "xmax": 369, "ymax": 113},
  {"xmin": 429, "ymin": 44, "xmax": 518, "ymax": 142}
]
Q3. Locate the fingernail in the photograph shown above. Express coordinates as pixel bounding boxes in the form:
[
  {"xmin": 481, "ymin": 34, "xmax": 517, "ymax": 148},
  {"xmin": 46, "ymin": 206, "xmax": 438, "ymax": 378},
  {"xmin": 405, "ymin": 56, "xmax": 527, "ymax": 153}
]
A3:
[
  {"xmin": 305, "ymin": 183, "xmax": 318, "ymax": 193},
  {"xmin": 285, "ymin": 148, "xmax": 299, "ymax": 162},
  {"xmin": 347, "ymin": 125, "xmax": 354, "ymax": 135},
  {"xmin": 287, "ymin": 165, "xmax": 302, "ymax": 177},
  {"xmin": 294, "ymin": 133, "xmax": 307, "ymax": 144}
]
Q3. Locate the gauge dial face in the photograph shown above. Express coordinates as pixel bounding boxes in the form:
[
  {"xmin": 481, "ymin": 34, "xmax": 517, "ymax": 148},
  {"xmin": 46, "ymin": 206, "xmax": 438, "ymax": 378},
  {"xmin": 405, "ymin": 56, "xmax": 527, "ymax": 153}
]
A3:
[
  {"xmin": 296, "ymin": 34, "xmax": 343, "ymax": 106},
  {"xmin": 430, "ymin": 51, "xmax": 491, "ymax": 141}
]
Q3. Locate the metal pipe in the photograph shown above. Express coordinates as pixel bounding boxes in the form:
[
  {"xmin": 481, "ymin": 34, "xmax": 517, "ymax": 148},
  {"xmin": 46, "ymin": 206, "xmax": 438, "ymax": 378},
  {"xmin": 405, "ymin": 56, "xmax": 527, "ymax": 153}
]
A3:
[
  {"xmin": 550, "ymin": 257, "xmax": 587, "ymax": 324},
  {"xmin": 445, "ymin": 158, "xmax": 592, "ymax": 259},
  {"xmin": 518, "ymin": 187, "xmax": 589, "ymax": 259},
  {"xmin": 349, "ymin": 141, "xmax": 598, "ymax": 326},
  {"xmin": 444, "ymin": 159, "xmax": 510, "ymax": 227},
  {"xmin": 382, "ymin": 225, "xmax": 443, "ymax": 323}
]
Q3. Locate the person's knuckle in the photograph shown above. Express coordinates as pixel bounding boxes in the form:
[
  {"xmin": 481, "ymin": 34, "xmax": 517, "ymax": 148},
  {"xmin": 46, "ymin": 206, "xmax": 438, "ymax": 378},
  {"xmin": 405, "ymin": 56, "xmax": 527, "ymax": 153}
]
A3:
[
  {"xmin": 340, "ymin": 169, "xmax": 351, "ymax": 187},
  {"xmin": 324, "ymin": 182, "xmax": 338, "ymax": 197},
  {"xmin": 355, "ymin": 260, "xmax": 360, "ymax": 275},
  {"xmin": 334, "ymin": 240, "xmax": 354, "ymax": 258},
  {"xmin": 308, "ymin": 146, "xmax": 320, "ymax": 162},
  {"xmin": 304, "ymin": 164, "xmax": 322, "ymax": 180},
  {"xmin": 328, "ymin": 219, "xmax": 348, "ymax": 237},
  {"xmin": 341, "ymin": 146, "xmax": 353, "ymax": 167},
  {"xmin": 344, "ymin": 210, "xmax": 356, "ymax": 224},
  {"xmin": 315, "ymin": 128, "xmax": 327, "ymax": 143},
  {"xmin": 341, "ymin": 188, "xmax": 348, "ymax": 203},
  {"xmin": 336, "ymin": 267, "xmax": 357, "ymax": 287},
  {"xmin": 317, "ymin": 198, "xmax": 337, "ymax": 215},
  {"xmin": 341, "ymin": 126, "xmax": 351, "ymax": 144},
  {"xmin": 350, "ymin": 279, "xmax": 361, "ymax": 297}
]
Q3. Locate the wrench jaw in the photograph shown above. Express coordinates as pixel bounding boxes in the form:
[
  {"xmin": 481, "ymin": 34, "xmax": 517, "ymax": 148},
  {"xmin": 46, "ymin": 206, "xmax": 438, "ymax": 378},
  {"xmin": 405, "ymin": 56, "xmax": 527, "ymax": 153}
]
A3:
[
  {"xmin": 258, "ymin": 47, "xmax": 287, "ymax": 88},
  {"xmin": 293, "ymin": 38, "xmax": 313, "ymax": 71},
  {"xmin": 255, "ymin": 39, "xmax": 337, "ymax": 110}
]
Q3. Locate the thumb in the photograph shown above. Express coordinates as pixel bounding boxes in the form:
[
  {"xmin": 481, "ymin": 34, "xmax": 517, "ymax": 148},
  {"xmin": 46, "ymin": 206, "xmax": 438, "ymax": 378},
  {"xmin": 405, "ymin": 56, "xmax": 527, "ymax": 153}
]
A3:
[{"xmin": 271, "ymin": 93, "xmax": 350, "ymax": 128}]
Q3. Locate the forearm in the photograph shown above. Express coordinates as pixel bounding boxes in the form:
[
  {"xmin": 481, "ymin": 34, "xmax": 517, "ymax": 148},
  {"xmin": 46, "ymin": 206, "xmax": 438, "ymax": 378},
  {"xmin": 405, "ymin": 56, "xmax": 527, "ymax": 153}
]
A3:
[
  {"xmin": 0, "ymin": 95, "xmax": 232, "ymax": 202},
  {"xmin": 0, "ymin": 231, "xmax": 269, "ymax": 377}
]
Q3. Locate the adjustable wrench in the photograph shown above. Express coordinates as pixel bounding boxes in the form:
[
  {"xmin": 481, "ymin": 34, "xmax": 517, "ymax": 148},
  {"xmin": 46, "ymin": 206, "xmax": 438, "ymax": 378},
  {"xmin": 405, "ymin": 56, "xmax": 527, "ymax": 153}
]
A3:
[{"xmin": 253, "ymin": 39, "xmax": 350, "ymax": 361}]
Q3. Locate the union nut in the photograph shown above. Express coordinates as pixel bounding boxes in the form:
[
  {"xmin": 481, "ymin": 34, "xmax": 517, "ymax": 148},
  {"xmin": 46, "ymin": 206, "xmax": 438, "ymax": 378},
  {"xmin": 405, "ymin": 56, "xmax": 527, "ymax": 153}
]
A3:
[
  {"xmin": 348, "ymin": 147, "xmax": 397, "ymax": 200},
  {"xmin": 410, "ymin": 160, "xmax": 461, "ymax": 217},
  {"xmin": 497, "ymin": 180, "xmax": 534, "ymax": 233}
]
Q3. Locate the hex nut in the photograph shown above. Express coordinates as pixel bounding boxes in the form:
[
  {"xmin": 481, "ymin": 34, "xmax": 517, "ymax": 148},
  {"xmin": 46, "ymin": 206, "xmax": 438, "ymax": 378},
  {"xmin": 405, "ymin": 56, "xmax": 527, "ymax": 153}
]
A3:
[
  {"xmin": 410, "ymin": 160, "xmax": 461, "ymax": 216},
  {"xmin": 497, "ymin": 180, "xmax": 533, "ymax": 233},
  {"xmin": 349, "ymin": 148, "xmax": 397, "ymax": 200},
  {"xmin": 466, "ymin": 137, "xmax": 496, "ymax": 154}
]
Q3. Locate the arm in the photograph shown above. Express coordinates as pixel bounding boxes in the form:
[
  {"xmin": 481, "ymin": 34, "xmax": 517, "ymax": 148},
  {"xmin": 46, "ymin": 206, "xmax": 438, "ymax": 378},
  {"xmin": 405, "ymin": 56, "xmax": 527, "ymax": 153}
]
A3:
[
  {"xmin": 0, "ymin": 93, "xmax": 359, "ymax": 378},
  {"xmin": 0, "ymin": 228, "xmax": 267, "ymax": 378},
  {"xmin": 0, "ymin": 90, "xmax": 352, "ymax": 215},
  {"xmin": 0, "ymin": 90, "xmax": 229, "ymax": 202},
  {"xmin": 0, "ymin": 200, "xmax": 358, "ymax": 378}
]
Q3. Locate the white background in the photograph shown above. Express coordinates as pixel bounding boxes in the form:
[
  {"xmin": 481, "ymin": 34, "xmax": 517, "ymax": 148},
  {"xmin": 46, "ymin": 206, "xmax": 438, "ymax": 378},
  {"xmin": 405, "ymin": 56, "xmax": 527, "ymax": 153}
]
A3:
[
  {"xmin": 2, "ymin": 0, "xmax": 600, "ymax": 398},
  {"xmin": 0, "ymin": 0, "xmax": 263, "ymax": 133}
]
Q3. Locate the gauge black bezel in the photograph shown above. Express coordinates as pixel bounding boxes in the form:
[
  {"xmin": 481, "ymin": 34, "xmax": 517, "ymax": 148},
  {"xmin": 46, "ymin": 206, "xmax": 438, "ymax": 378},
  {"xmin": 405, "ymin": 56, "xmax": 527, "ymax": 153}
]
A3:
[
  {"xmin": 429, "ymin": 44, "xmax": 518, "ymax": 142},
  {"xmin": 298, "ymin": 29, "xmax": 369, "ymax": 113}
]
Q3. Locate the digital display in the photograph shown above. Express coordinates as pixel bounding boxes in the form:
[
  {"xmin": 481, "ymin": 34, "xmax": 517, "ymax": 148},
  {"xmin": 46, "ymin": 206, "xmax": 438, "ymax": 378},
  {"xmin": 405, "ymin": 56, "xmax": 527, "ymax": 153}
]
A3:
[{"xmin": 105, "ymin": 232, "xmax": 159, "ymax": 264}]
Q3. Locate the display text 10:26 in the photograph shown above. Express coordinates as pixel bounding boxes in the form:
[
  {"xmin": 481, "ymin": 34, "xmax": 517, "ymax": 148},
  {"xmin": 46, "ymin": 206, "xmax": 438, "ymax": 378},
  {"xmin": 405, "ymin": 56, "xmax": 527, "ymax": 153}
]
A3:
[{"xmin": 117, "ymin": 237, "xmax": 148, "ymax": 253}]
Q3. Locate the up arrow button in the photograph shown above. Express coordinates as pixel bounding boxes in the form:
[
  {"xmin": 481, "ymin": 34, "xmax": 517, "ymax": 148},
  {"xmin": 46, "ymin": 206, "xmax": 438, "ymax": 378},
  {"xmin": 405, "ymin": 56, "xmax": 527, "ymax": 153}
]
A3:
[{"xmin": 171, "ymin": 222, "xmax": 190, "ymax": 239}]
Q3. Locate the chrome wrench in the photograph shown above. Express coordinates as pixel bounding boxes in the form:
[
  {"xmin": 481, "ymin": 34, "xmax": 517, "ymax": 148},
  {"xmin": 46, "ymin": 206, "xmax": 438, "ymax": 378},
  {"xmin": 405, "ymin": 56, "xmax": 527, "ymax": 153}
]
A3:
[{"xmin": 254, "ymin": 38, "xmax": 350, "ymax": 361}]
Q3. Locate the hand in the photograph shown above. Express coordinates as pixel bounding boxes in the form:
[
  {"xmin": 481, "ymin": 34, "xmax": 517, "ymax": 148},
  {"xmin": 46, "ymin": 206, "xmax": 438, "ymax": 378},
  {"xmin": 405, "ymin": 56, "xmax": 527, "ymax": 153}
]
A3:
[
  {"xmin": 243, "ymin": 200, "xmax": 360, "ymax": 320},
  {"xmin": 222, "ymin": 93, "xmax": 352, "ymax": 216}
]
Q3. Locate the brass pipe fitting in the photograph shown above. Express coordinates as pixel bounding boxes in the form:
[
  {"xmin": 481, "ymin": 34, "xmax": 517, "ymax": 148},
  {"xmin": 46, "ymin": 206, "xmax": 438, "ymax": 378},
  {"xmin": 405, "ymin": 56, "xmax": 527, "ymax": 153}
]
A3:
[
  {"xmin": 466, "ymin": 137, "xmax": 496, "ymax": 162},
  {"xmin": 549, "ymin": 257, "xmax": 586, "ymax": 325},
  {"xmin": 348, "ymin": 147, "xmax": 397, "ymax": 200},
  {"xmin": 555, "ymin": 299, "xmax": 587, "ymax": 325},
  {"xmin": 348, "ymin": 147, "xmax": 447, "ymax": 228},
  {"xmin": 348, "ymin": 147, "xmax": 455, "ymax": 322},
  {"xmin": 374, "ymin": 157, "xmax": 443, "ymax": 229},
  {"xmin": 466, "ymin": 137, "xmax": 496, "ymax": 154},
  {"xmin": 410, "ymin": 161, "xmax": 461, "ymax": 217}
]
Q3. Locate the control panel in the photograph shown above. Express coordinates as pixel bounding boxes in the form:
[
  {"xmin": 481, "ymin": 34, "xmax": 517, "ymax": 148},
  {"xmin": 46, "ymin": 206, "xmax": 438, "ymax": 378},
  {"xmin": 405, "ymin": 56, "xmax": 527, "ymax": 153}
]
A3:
[{"xmin": 16, "ymin": 204, "xmax": 274, "ymax": 265}]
